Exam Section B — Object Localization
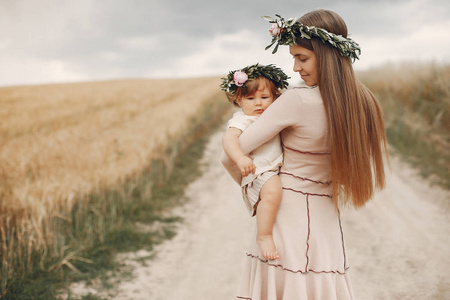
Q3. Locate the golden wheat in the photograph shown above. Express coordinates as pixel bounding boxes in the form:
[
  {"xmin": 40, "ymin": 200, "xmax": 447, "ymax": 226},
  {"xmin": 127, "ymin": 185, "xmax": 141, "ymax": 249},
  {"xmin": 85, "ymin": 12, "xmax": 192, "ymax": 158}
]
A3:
[
  {"xmin": 0, "ymin": 77, "xmax": 226, "ymax": 288},
  {"xmin": 358, "ymin": 63, "xmax": 449, "ymax": 187},
  {"xmin": 358, "ymin": 63, "xmax": 449, "ymax": 150}
]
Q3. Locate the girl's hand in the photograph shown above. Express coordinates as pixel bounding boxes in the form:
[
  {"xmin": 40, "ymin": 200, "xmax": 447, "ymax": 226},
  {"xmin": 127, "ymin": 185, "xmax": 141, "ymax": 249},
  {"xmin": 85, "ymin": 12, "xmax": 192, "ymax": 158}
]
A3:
[{"xmin": 236, "ymin": 156, "xmax": 256, "ymax": 177}]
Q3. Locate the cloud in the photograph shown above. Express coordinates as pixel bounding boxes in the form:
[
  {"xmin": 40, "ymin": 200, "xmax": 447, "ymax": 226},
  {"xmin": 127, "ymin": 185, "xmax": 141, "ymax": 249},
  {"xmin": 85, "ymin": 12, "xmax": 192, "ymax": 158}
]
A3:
[
  {"xmin": 0, "ymin": 57, "xmax": 88, "ymax": 86},
  {"xmin": 0, "ymin": 0, "xmax": 448, "ymax": 86},
  {"xmin": 354, "ymin": 18, "xmax": 450, "ymax": 69},
  {"xmin": 148, "ymin": 30, "xmax": 299, "ymax": 83},
  {"xmin": 118, "ymin": 36, "xmax": 160, "ymax": 51}
]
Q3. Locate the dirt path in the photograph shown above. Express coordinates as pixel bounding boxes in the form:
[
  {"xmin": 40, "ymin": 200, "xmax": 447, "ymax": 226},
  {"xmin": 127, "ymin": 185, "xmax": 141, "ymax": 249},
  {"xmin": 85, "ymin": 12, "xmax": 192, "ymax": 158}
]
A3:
[
  {"xmin": 73, "ymin": 129, "xmax": 449, "ymax": 299},
  {"xmin": 108, "ymin": 130, "xmax": 253, "ymax": 300}
]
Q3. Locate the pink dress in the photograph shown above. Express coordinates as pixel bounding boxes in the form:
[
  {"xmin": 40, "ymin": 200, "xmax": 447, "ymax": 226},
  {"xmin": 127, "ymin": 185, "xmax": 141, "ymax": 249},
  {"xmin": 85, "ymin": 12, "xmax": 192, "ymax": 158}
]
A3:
[{"xmin": 222, "ymin": 86, "xmax": 355, "ymax": 299}]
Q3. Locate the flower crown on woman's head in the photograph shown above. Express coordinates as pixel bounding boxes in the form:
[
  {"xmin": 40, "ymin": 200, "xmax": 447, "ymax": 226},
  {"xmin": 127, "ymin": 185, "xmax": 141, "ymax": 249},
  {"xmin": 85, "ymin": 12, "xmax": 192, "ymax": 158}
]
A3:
[
  {"xmin": 263, "ymin": 15, "xmax": 361, "ymax": 62},
  {"xmin": 220, "ymin": 63, "xmax": 290, "ymax": 96}
]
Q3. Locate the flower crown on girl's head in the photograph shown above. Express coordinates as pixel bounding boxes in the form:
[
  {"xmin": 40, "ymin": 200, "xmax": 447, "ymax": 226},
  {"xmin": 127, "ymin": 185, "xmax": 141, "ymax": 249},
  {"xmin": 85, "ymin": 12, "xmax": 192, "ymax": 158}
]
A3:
[
  {"xmin": 220, "ymin": 63, "xmax": 290, "ymax": 96},
  {"xmin": 263, "ymin": 15, "xmax": 361, "ymax": 62}
]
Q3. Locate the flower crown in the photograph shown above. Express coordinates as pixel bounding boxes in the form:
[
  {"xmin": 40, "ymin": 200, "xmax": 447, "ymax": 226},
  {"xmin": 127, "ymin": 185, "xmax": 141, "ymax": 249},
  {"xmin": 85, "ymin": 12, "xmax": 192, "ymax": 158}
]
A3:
[
  {"xmin": 220, "ymin": 63, "xmax": 289, "ymax": 96},
  {"xmin": 263, "ymin": 15, "xmax": 361, "ymax": 62}
]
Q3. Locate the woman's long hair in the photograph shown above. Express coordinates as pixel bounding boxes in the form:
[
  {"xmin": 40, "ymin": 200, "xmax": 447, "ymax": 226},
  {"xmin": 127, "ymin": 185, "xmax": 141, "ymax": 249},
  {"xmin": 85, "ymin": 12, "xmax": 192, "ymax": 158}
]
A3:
[{"xmin": 297, "ymin": 9, "xmax": 388, "ymax": 208}]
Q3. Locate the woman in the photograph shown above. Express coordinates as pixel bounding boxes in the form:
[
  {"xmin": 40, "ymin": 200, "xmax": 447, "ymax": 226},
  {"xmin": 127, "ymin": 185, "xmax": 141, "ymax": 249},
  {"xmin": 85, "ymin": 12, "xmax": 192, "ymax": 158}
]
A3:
[{"xmin": 221, "ymin": 9, "xmax": 388, "ymax": 300}]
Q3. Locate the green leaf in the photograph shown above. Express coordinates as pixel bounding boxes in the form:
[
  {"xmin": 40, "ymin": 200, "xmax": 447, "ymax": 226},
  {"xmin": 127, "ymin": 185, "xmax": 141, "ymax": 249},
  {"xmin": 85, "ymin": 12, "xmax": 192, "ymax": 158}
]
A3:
[
  {"xmin": 299, "ymin": 28, "xmax": 310, "ymax": 39},
  {"xmin": 317, "ymin": 30, "xmax": 327, "ymax": 41},
  {"xmin": 286, "ymin": 17, "xmax": 298, "ymax": 26},
  {"xmin": 265, "ymin": 40, "xmax": 276, "ymax": 50},
  {"xmin": 290, "ymin": 31, "xmax": 296, "ymax": 41},
  {"xmin": 333, "ymin": 35, "xmax": 346, "ymax": 42},
  {"xmin": 262, "ymin": 16, "xmax": 274, "ymax": 22},
  {"xmin": 272, "ymin": 43, "xmax": 279, "ymax": 54}
]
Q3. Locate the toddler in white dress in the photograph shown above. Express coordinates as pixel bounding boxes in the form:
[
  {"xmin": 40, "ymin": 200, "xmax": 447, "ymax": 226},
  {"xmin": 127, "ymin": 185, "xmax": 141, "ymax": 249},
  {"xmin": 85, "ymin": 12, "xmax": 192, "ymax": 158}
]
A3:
[{"xmin": 221, "ymin": 64, "xmax": 289, "ymax": 260}]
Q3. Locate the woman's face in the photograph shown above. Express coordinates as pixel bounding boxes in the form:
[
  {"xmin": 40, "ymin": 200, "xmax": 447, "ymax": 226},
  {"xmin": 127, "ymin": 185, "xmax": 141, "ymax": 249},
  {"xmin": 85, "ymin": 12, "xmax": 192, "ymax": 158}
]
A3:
[{"xmin": 290, "ymin": 45, "xmax": 318, "ymax": 86}]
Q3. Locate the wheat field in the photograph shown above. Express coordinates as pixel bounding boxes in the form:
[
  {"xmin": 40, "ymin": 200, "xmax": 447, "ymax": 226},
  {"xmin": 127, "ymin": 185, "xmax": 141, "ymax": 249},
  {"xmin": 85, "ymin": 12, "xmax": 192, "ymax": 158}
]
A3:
[
  {"xmin": 0, "ymin": 77, "xmax": 228, "ymax": 292},
  {"xmin": 358, "ymin": 63, "xmax": 449, "ymax": 187}
]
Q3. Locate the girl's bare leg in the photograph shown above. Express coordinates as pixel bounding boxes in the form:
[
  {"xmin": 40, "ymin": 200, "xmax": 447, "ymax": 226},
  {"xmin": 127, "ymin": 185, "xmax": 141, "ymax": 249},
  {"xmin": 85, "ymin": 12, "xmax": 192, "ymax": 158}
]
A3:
[{"xmin": 256, "ymin": 175, "xmax": 282, "ymax": 260}]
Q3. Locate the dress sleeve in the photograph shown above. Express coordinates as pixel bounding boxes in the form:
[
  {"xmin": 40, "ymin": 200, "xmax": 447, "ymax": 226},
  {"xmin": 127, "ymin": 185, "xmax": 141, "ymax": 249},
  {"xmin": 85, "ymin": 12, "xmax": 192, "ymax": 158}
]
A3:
[
  {"xmin": 227, "ymin": 111, "xmax": 257, "ymax": 132},
  {"xmin": 220, "ymin": 89, "xmax": 302, "ymax": 184}
]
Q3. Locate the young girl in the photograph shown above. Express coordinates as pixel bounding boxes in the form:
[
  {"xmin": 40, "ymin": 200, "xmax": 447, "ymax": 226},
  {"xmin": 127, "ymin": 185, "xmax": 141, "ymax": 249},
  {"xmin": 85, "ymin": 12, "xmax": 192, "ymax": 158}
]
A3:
[
  {"xmin": 221, "ymin": 10, "xmax": 388, "ymax": 300},
  {"xmin": 220, "ymin": 63, "xmax": 289, "ymax": 260}
]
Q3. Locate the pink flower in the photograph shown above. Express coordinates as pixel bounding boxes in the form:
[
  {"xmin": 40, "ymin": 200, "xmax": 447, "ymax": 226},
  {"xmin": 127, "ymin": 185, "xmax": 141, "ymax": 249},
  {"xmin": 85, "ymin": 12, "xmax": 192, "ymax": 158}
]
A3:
[
  {"xmin": 233, "ymin": 71, "xmax": 248, "ymax": 86},
  {"xmin": 269, "ymin": 23, "xmax": 282, "ymax": 36}
]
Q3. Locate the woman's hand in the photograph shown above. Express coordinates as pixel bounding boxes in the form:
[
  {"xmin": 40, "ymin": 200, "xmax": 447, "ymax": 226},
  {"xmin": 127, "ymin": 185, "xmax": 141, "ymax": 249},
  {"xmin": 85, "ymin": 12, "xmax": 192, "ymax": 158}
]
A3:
[{"xmin": 236, "ymin": 156, "xmax": 256, "ymax": 177}]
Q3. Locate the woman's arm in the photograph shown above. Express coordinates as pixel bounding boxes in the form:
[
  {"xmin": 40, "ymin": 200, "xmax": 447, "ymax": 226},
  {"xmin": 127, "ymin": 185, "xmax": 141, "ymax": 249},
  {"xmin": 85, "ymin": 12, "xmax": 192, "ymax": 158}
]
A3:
[
  {"xmin": 239, "ymin": 89, "xmax": 301, "ymax": 154},
  {"xmin": 221, "ymin": 89, "xmax": 301, "ymax": 183}
]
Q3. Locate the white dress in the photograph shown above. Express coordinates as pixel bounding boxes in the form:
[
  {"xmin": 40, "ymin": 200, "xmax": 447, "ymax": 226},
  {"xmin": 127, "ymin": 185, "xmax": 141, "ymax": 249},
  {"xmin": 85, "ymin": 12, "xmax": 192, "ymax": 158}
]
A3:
[{"xmin": 227, "ymin": 110, "xmax": 283, "ymax": 216}]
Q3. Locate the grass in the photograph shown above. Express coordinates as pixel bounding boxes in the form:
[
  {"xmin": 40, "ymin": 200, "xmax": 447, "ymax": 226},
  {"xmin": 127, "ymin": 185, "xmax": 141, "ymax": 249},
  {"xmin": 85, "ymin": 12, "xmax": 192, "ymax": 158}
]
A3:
[
  {"xmin": 0, "ymin": 77, "xmax": 230, "ymax": 299},
  {"xmin": 358, "ymin": 62, "xmax": 450, "ymax": 188}
]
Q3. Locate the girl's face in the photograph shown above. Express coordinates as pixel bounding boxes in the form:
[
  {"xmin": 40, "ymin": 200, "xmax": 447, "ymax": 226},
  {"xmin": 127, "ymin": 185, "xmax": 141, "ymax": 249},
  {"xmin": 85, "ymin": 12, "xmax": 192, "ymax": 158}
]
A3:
[
  {"xmin": 236, "ymin": 84, "xmax": 274, "ymax": 116},
  {"xmin": 290, "ymin": 45, "xmax": 319, "ymax": 87}
]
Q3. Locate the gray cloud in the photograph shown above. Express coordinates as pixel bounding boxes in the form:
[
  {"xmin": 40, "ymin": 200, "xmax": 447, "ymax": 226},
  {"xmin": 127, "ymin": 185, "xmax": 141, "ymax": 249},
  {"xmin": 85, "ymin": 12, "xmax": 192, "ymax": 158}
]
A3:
[{"xmin": 0, "ymin": 0, "xmax": 449, "ymax": 86}]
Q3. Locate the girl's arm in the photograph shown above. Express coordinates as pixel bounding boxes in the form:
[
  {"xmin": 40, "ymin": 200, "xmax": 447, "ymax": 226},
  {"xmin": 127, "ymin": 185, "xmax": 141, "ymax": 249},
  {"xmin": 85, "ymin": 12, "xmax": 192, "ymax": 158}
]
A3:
[
  {"xmin": 222, "ymin": 127, "xmax": 256, "ymax": 177},
  {"xmin": 221, "ymin": 89, "xmax": 301, "ymax": 183},
  {"xmin": 220, "ymin": 150, "xmax": 242, "ymax": 185}
]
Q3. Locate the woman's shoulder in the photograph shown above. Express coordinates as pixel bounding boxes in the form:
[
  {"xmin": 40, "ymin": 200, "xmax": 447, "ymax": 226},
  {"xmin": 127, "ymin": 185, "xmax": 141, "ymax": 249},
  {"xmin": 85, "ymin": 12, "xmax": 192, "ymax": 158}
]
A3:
[
  {"xmin": 292, "ymin": 85, "xmax": 321, "ymax": 98},
  {"xmin": 279, "ymin": 85, "xmax": 321, "ymax": 104}
]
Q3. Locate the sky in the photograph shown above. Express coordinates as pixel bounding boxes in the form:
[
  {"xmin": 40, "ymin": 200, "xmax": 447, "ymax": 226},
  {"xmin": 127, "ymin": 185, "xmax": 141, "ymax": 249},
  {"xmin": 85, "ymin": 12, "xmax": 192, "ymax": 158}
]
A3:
[{"xmin": 0, "ymin": 0, "xmax": 449, "ymax": 87}]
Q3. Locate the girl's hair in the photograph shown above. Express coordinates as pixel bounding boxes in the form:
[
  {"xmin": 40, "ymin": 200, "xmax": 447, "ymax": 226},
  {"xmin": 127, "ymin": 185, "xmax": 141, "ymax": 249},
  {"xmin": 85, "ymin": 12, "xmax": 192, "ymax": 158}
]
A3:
[
  {"xmin": 297, "ymin": 9, "xmax": 388, "ymax": 208},
  {"xmin": 226, "ymin": 76, "xmax": 282, "ymax": 106}
]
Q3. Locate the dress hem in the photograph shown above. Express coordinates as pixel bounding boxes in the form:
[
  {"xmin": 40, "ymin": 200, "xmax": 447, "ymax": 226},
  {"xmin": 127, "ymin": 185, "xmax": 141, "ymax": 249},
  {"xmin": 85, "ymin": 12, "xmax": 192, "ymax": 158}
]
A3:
[{"xmin": 245, "ymin": 253, "xmax": 349, "ymax": 275}]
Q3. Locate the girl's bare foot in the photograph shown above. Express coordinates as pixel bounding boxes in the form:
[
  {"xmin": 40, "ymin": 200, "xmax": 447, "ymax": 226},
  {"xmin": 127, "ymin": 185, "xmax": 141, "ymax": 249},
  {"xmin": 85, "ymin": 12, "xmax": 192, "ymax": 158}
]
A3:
[{"xmin": 257, "ymin": 234, "xmax": 279, "ymax": 260}]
